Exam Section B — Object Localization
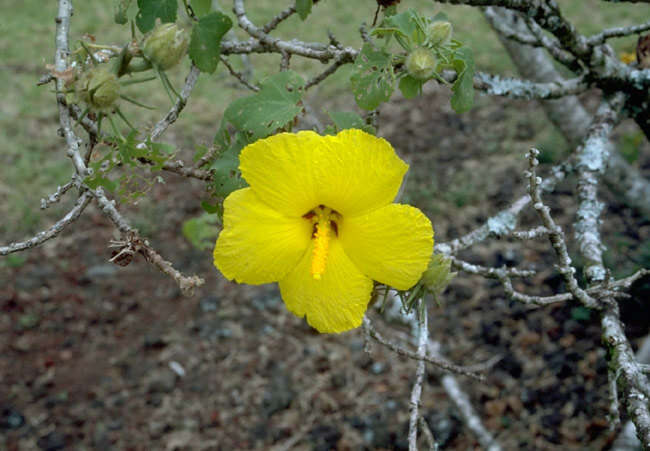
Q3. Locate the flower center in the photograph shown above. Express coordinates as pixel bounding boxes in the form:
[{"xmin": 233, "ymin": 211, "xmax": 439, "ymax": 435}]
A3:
[{"xmin": 304, "ymin": 205, "xmax": 340, "ymax": 280}]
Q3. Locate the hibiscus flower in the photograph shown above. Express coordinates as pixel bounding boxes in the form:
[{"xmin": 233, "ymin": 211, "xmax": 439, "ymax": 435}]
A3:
[{"xmin": 214, "ymin": 129, "xmax": 433, "ymax": 333}]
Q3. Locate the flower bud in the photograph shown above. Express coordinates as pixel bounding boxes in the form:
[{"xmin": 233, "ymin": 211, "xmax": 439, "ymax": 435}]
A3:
[
  {"xmin": 427, "ymin": 21, "xmax": 453, "ymax": 47},
  {"xmin": 143, "ymin": 23, "xmax": 189, "ymax": 70},
  {"xmin": 421, "ymin": 254, "xmax": 456, "ymax": 297},
  {"xmin": 405, "ymin": 47, "xmax": 437, "ymax": 80},
  {"xmin": 77, "ymin": 67, "xmax": 120, "ymax": 110}
]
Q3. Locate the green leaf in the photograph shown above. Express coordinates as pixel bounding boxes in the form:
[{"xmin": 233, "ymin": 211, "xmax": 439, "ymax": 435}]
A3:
[
  {"xmin": 296, "ymin": 0, "xmax": 313, "ymax": 20},
  {"xmin": 201, "ymin": 200, "xmax": 220, "ymax": 214},
  {"xmin": 383, "ymin": 5, "xmax": 398, "ymax": 17},
  {"xmin": 114, "ymin": 0, "xmax": 133, "ymax": 24},
  {"xmin": 189, "ymin": 11, "xmax": 233, "ymax": 73},
  {"xmin": 378, "ymin": 9, "xmax": 418, "ymax": 39},
  {"xmin": 224, "ymin": 71, "xmax": 305, "ymax": 140},
  {"xmin": 211, "ymin": 132, "xmax": 247, "ymax": 198},
  {"xmin": 136, "ymin": 0, "xmax": 178, "ymax": 33},
  {"xmin": 327, "ymin": 111, "xmax": 376, "ymax": 135},
  {"xmin": 190, "ymin": 0, "xmax": 211, "ymax": 17},
  {"xmin": 350, "ymin": 43, "xmax": 395, "ymax": 110},
  {"xmin": 182, "ymin": 213, "xmax": 219, "ymax": 250},
  {"xmin": 450, "ymin": 46, "xmax": 475, "ymax": 113},
  {"xmin": 398, "ymin": 74, "xmax": 422, "ymax": 99},
  {"xmin": 86, "ymin": 174, "xmax": 119, "ymax": 192}
]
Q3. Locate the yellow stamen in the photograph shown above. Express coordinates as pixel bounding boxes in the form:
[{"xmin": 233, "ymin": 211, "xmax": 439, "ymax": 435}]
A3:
[{"xmin": 311, "ymin": 208, "xmax": 333, "ymax": 280}]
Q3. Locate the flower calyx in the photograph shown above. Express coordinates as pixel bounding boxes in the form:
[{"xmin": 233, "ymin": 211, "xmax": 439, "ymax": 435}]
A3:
[
  {"xmin": 405, "ymin": 47, "xmax": 437, "ymax": 80},
  {"xmin": 77, "ymin": 66, "xmax": 121, "ymax": 111},
  {"xmin": 427, "ymin": 21, "xmax": 453, "ymax": 47},
  {"xmin": 142, "ymin": 22, "xmax": 189, "ymax": 71}
]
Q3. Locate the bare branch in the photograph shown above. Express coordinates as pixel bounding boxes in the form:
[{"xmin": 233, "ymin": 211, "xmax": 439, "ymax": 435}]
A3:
[
  {"xmin": 431, "ymin": 342, "xmax": 502, "ymax": 451},
  {"xmin": 220, "ymin": 55, "xmax": 260, "ymax": 91},
  {"xmin": 486, "ymin": 6, "xmax": 650, "ymax": 219},
  {"xmin": 418, "ymin": 417, "xmax": 438, "ymax": 451},
  {"xmin": 55, "ymin": 0, "xmax": 88, "ymax": 178},
  {"xmin": 588, "ymin": 20, "xmax": 650, "ymax": 46},
  {"xmin": 0, "ymin": 192, "xmax": 92, "ymax": 256},
  {"xmin": 262, "ymin": 4, "xmax": 296, "ymax": 33},
  {"xmin": 526, "ymin": 149, "xmax": 600, "ymax": 309},
  {"xmin": 510, "ymin": 226, "xmax": 550, "ymax": 240},
  {"xmin": 362, "ymin": 317, "xmax": 485, "ymax": 381},
  {"xmin": 574, "ymin": 93, "xmax": 626, "ymax": 283},
  {"xmin": 232, "ymin": 0, "xmax": 358, "ymax": 63},
  {"xmin": 305, "ymin": 56, "xmax": 348, "ymax": 90},
  {"xmin": 139, "ymin": 241, "xmax": 205, "ymax": 294},
  {"xmin": 408, "ymin": 303, "xmax": 428, "ymax": 451},
  {"xmin": 523, "ymin": 16, "xmax": 580, "ymax": 69},
  {"xmin": 41, "ymin": 180, "xmax": 75, "ymax": 209},
  {"xmin": 159, "ymin": 159, "xmax": 213, "ymax": 181},
  {"xmin": 602, "ymin": 304, "xmax": 650, "ymax": 445},
  {"xmin": 435, "ymin": 161, "xmax": 569, "ymax": 255},
  {"xmin": 150, "ymin": 64, "xmax": 200, "ymax": 141},
  {"xmin": 472, "ymin": 72, "xmax": 588, "ymax": 100},
  {"xmin": 609, "ymin": 366, "xmax": 622, "ymax": 430}
]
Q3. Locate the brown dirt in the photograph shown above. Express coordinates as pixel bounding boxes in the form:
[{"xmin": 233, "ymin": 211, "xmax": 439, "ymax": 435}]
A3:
[{"xmin": 2, "ymin": 87, "xmax": 650, "ymax": 450}]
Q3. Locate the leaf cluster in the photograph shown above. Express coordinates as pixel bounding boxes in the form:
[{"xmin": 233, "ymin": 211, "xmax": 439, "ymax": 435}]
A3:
[{"xmin": 350, "ymin": 8, "xmax": 475, "ymax": 113}]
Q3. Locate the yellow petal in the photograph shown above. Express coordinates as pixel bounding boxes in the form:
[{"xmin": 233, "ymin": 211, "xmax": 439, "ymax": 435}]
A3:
[
  {"xmin": 279, "ymin": 238, "xmax": 373, "ymax": 333},
  {"xmin": 239, "ymin": 129, "xmax": 408, "ymax": 217},
  {"xmin": 214, "ymin": 187, "xmax": 312, "ymax": 284},
  {"xmin": 339, "ymin": 204, "xmax": 433, "ymax": 290}
]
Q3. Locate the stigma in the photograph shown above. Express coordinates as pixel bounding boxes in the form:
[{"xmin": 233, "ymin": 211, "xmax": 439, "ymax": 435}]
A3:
[{"xmin": 306, "ymin": 206, "xmax": 339, "ymax": 280}]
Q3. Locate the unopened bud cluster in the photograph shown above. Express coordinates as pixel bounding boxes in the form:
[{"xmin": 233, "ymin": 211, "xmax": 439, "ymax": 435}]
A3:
[
  {"xmin": 143, "ymin": 23, "xmax": 189, "ymax": 70},
  {"xmin": 77, "ymin": 66, "xmax": 121, "ymax": 110},
  {"xmin": 405, "ymin": 47, "xmax": 437, "ymax": 80},
  {"xmin": 427, "ymin": 21, "xmax": 453, "ymax": 47}
]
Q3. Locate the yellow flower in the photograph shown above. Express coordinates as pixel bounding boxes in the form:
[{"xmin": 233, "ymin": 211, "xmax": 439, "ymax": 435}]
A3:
[
  {"xmin": 620, "ymin": 51, "xmax": 636, "ymax": 65},
  {"xmin": 213, "ymin": 129, "xmax": 434, "ymax": 333}
]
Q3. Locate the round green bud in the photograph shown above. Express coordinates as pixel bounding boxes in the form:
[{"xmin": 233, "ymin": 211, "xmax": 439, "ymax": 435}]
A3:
[
  {"xmin": 427, "ymin": 21, "xmax": 453, "ymax": 47},
  {"xmin": 421, "ymin": 254, "xmax": 456, "ymax": 297},
  {"xmin": 78, "ymin": 67, "xmax": 120, "ymax": 110},
  {"xmin": 405, "ymin": 47, "xmax": 437, "ymax": 80},
  {"xmin": 143, "ymin": 23, "xmax": 189, "ymax": 70}
]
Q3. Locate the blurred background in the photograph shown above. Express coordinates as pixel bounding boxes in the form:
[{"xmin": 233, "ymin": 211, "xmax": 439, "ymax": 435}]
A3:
[{"xmin": 2, "ymin": 0, "xmax": 650, "ymax": 449}]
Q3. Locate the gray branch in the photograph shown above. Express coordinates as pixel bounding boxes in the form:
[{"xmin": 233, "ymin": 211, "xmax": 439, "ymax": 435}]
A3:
[
  {"xmin": 362, "ymin": 317, "xmax": 485, "ymax": 381},
  {"xmin": 150, "ymin": 64, "xmax": 200, "ymax": 141},
  {"xmin": 473, "ymin": 72, "xmax": 588, "ymax": 99},
  {"xmin": 0, "ymin": 192, "xmax": 92, "ymax": 256},
  {"xmin": 408, "ymin": 304, "xmax": 429, "ymax": 451},
  {"xmin": 588, "ymin": 20, "xmax": 650, "ymax": 46},
  {"xmin": 574, "ymin": 94, "xmax": 626, "ymax": 283},
  {"xmin": 430, "ymin": 341, "xmax": 502, "ymax": 451},
  {"xmin": 485, "ymin": 6, "xmax": 650, "ymax": 219}
]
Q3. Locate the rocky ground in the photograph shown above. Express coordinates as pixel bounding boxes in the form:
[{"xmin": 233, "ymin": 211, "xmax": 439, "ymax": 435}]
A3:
[{"xmin": 2, "ymin": 87, "xmax": 650, "ymax": 450}]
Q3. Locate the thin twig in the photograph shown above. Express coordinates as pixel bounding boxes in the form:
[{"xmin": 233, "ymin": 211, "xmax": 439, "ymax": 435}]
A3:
[
  {"xmin": 408, "ymin": 302, "xmax": 428, "ymax": 451},
  {"xmin": 41, "ymin": 180, "xmax": 75, "ymax": 209},
  {"xmin": 220, "ymin": 55, "xmax": 259, "ymax": 91},
  {"xmin": 262, "ymin": 4, "xmax": 296, "ymax": 34},
  {"xmin": 362, "ymin": 317, "xmax": 485, "ymax": 381},
  {"xmin": 418, "ymin": 417, "xmax": 438, "ymax": 451},
  {"xmin": 150, "ymin": 64, "xmax": 200, "ymax": 140},
  {"xmin": 1, "ymin": 192, "xmax": 92, "ymax": 256},
  {"xmin": 588, "ymin": 20, "xmax": 650, "ymax": 45},
  {"xmin": 526, "ymin": 149, "xmax": 600, "ymax": 309}
]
